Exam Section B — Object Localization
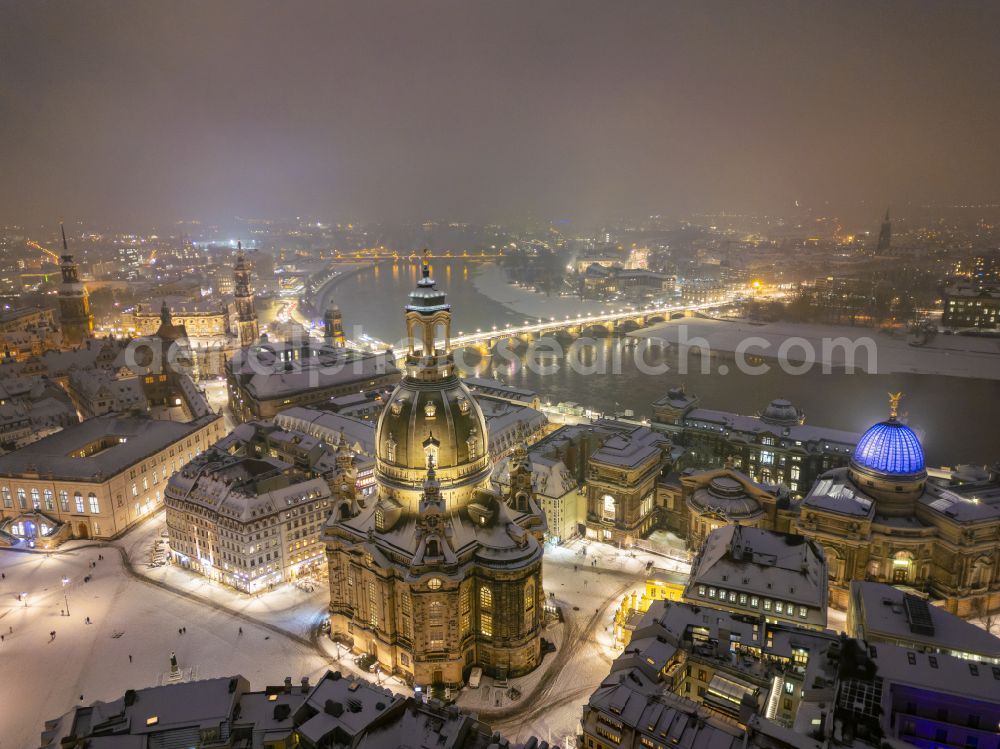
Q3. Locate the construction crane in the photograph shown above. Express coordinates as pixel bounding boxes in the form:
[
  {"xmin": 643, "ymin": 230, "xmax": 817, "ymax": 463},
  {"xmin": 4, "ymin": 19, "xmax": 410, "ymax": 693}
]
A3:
[{"xmin": 26, "ymin": 239, "xmax": 60, "ymax": 264}]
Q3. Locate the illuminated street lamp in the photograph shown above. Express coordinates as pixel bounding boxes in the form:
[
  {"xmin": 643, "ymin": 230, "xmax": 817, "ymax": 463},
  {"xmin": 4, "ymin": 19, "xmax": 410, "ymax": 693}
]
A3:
[
  {"xmin": 62, "ymin": 576, "xmax": 71, "ymax": 616},
  {"xmin": 21, "ymin": 592, "xmax": 28, "ymax": 607}
]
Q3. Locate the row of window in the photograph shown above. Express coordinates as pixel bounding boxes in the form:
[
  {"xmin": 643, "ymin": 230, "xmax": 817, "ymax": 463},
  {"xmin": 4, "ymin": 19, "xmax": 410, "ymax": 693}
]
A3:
[
  {"xmin": 697, "ymin": 585, "xmax": 809, "ymax": 618},
  {"xmin": 2, "ymin": 486, "xmax": 101, "ymax": 514}
]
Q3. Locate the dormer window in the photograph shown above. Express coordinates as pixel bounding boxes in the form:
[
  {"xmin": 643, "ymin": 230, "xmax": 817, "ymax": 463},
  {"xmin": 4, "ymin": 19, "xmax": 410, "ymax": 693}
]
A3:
[
  {"xmin": 424, "ymin": 401, "xmax": 437, "ymax": 419},
  {"xmin": 385, "ymin": 434, "xmax": 396, "ymax": 463},
  {"xmin": 467, "ymin": 435, "xmax": 478, "ymax": 460}
]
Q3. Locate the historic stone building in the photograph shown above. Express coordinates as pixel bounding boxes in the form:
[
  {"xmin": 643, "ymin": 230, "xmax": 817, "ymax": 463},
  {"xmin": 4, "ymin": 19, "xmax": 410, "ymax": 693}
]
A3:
[
  {"xmin": 165, "ymin": 420, "xmax": 358, "ymax": 592},
  {"xmin": 323, "ymin": 255, "xmax": 547, "ymax": 689},
  {"xmin": 56, "ymin": 225, "xmax": 94, "ymax": 346},
  {"xmin": 652, "ymin": 386, "xmax": 859, "ymax": 496},
  {"xmin": 658, "ymin": 395, "xmax": 1000, "ymax": 618},
  {"xmin": 584, "ymin": 424, "xmax": 670, "ymax": 545},
  {"xmin": 795, "ymin": 396, "xmax": 1000, "ymax": 616},
  {"xmin": 657, "ymin": 467, "xmax": 796, "ymax": 552}
]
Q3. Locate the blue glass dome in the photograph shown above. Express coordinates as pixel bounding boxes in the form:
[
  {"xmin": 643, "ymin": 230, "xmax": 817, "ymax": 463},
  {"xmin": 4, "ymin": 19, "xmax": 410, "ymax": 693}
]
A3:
[{"xmin": 852, "ymin": 419, "xmax": 925, "ymax": 475}]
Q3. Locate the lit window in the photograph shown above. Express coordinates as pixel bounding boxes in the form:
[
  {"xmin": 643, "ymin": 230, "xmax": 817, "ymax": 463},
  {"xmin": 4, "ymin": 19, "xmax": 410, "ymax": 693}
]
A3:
[
  {"xmin": 480, "ymin": 586, "xmax": 493, "ymax": 610},
  {"xmin": 481, "ymin": 612, "xmax": 493, "ymax": 637},
  {"xmin": 88, "ymin": 494, "xmax": 100, "ymax": 514},
  {"xmin": 602, "ymin": 494, "xmax": 616, "ymax": 521}
]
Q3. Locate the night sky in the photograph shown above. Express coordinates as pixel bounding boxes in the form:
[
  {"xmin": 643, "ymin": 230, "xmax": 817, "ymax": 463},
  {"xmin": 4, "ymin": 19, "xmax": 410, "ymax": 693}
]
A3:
[{"xmin": 2, "ymin": 1, "xmax": 999, "ymax": 226}]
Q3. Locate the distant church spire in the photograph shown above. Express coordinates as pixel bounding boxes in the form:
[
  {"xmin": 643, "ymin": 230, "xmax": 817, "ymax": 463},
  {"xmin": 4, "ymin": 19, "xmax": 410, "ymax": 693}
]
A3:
[
  {"xmin": 57, "ymin": 221, "xmax": 94, "ymax": 346},
  {"xmin": 233, "ymin": 240, "xmax": 259, "ymax": 347},
  {"xmin": 876, "ymin": 207, "xmax": 892, "ymax": 254}
]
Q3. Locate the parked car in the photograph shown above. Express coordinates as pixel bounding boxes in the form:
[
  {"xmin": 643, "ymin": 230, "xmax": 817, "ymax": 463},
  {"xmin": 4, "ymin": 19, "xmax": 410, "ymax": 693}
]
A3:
[{"xmin": 468, "ymin": 666, "xmax": 482, "ymax": 688}]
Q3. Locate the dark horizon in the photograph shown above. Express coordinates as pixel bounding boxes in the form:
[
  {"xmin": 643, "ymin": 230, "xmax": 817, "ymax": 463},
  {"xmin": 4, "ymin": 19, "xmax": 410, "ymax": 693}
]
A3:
[{"xmin": 2, "ymin": 1, "xmax": 1000, "ymax": 227}]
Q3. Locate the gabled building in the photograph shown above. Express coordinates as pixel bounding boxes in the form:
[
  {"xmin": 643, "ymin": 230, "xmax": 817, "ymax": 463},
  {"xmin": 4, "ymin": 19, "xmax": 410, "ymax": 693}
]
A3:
[{"xmin": 683, "ymin": 525, "xmax": 828, "ymax": 630}]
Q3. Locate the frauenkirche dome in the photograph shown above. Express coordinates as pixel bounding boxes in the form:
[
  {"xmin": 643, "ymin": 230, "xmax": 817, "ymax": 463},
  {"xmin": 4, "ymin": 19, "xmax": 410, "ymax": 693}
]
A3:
[{"xmin": 375, "ymin": 254, "xmax": 490, "ymax": 508}]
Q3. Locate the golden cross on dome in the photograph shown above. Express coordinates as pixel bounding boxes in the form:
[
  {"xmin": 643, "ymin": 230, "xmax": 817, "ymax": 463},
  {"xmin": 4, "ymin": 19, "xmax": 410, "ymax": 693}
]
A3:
[{"xmin": 888, "ymin": 391, "xmax": 903, "ymax": 419}]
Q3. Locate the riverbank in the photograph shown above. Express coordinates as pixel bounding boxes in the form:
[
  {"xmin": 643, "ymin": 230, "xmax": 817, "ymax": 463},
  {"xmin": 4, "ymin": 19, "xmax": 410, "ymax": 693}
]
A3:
[
  {"xmin": 631, "ymin": 317, "xmax": 1000, "ymax": 380},
  {"xmin": 311, "ymin": 261, "xmax": 382, "ymax": 312},
  {"xmin": 470, "ymin": 262, "xmax": 620, "ymax": 320}
]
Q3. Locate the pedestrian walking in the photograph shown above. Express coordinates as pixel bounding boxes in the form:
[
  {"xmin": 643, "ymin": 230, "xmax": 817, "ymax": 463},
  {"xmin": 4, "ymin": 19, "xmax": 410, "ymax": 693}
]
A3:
[
  {"xmin": 238, "ymin": 627, "xmax": 243, "ymax": 635},
  {"xmin": 2, "ymin": 634, "xmax": 5, "ymax": 642},
  {"xmin": 129, "ymin": 654, "xmax": 133, "ymax": 663},
  {"xmin": 178, "ymin": 627, "xmax": 182, "ymax": 635}
]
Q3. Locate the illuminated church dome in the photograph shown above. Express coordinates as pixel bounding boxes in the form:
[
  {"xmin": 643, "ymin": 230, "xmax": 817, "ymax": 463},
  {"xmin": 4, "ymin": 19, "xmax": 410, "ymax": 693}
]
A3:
[
  {"xmin": 375, "ymin": 253, "xmax": 490, "ymax": 508},
  {"xmin": 847, "ymin": 393, "xmax": 927, "ymax": 516},
  {"xmin": 325, "ymin": 250, "xmax": 547, "ymax": 689}
]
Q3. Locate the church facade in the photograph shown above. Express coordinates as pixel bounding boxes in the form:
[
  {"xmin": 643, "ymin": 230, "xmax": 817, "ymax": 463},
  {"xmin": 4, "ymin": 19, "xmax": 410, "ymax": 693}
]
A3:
[{"xmin": 323, "ymin": 254, "xmax": 547, "ymax": 688}]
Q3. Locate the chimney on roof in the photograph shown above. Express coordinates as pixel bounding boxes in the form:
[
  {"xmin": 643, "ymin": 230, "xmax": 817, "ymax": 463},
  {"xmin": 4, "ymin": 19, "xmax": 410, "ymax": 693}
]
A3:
[
  {"xmin": 300, "ymin": 676, "xmax": 310, "ymax": 694},
  {"xmin": 283, "ymin": 676, "xmax": 292, "ymax": 693}
]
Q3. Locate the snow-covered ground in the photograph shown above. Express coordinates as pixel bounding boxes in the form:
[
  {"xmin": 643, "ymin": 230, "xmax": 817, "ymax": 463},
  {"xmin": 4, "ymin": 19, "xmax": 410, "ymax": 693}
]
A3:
[
  {"xmin": 631, "ymin": 317, "xmax": 1000, "ymax": 379},
  {"xmin": 471, "ymin": 263, "xmax": 623, "ymax": 320},
  {"xmin": 454, "ymin": 539, "xmax": 692, "ymax": 745},
  {"xmin": 118, "ymin": 512, "xmax": 329, "ymax": 639},
  {"xmin": 0, "ymin": 509, "xmax": 862, "ymax": 749},
  {"xmin": 0, "ymin": 546, "xmax": 331, "ymax": 749}
]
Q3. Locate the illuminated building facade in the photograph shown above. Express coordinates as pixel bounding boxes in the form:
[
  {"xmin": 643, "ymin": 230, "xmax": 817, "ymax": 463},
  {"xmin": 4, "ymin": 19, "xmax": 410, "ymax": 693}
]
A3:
[
  {"xmin": 653, "ymin": 387, "xmax": 859, "ymax": 497},
  {"xmin": 233, "ymin": 242, "xmax": 260, "ymax": 347},
  {"xmin": 0, "ymin": 412, "xmax": 223, "ymax": 547},
  {"xmin": 165, "ymin": 420, "xmax": 357, "ymax": 592},
  {"xmin": 796, "ymin": 395, "xmax": 1000, "ymax": 616},
  {"xmin": 324, "ymin": 254, "xmax": 547, "ymax": 688}
]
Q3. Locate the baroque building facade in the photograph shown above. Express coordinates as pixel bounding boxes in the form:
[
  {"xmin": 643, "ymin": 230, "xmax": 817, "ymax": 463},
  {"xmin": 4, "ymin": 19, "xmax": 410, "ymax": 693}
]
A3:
[
  {"xmin": 323, "ymin": 256, "xmax": 547, "ymax": 688},
  {"xmin": 652, "ymin": 387, "xmax": 859, "ymax": 497},
  {"xmin": 795, "ymin": 396, "xmax": 1000, "ymax": 616}
]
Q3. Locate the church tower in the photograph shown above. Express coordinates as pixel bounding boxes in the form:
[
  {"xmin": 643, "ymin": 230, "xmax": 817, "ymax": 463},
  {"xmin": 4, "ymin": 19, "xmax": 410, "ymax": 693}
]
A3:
[
  {"xmin": 233, "ymin": 242, "xmax": 259, "ymax": 347},
  {"xmin": 57, "ymin": 224, "xmax": 94, "ymax": 346},
  {"xmin": 323, "ymin": 303, "xmax": 345, "ymax": 346},
  {"xmin": 876, "ymin": 208, "xmax": 892, "ymax": 254}
]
